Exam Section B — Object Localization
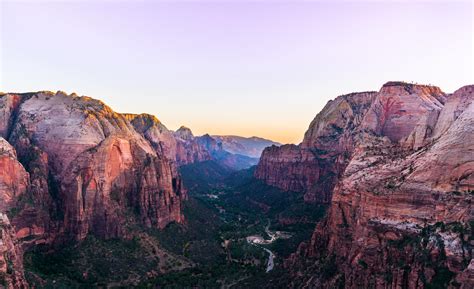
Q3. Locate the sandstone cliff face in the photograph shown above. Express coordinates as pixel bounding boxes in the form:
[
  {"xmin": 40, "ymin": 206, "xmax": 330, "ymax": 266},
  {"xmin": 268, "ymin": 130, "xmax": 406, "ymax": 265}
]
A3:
[
  {"xmin": 0, "ymin": 91, "xmax": 185, "ymax": 244},
  {"xmin": 0, "ymin": 213, "xmax": 28, "ymax": 289},
  {"xmin": 255, "ymin": 91, "xmax": 376, "ymax": 203},
  {"xmin": 58, "ymin": 135, "xmax": 184, "ymax": 240},
  {"xmin": 0, "ymin": 138, "xmax": 29, "ymax": 213},
  {"xmin": 278, "ymin": 83, "xmax": 473, "ymax": 288},
  {"xmin": 0, "ymin": 139, "xmax": 29, "ymax": 288},
  {"xmin": 256, "ymin": 144, "xmax": 318, "ymax": 193},
  {"xmin": 124, "ymin": 115, "xmax": 258, "ymax": 171},
  {"xmin": 174, "ymin": 127, "xmax": 212, "ymax": 165},
  {"xmin": 0, "ymin": 135, "xmax": 49, "ymax": 250},
  {"xmin": 124, "ymin": 114, "xmax": 211, "ymax": 166},
  {"xmin": 0, "ymin": 93, "xmax": 24, "ymax": 140},
  {"xmin": 123, "ymin": 113, "xmax": 177, "ymax": 160},
  {"xmin": 362, "ymin": 82, "xmax": 446, "ymax": 143}
]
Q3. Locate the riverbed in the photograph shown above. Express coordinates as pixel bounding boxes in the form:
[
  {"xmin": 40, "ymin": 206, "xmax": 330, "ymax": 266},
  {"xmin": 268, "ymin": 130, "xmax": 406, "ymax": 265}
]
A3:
[{"xmin": 246, "ymin": 220, "xmax": 291, "ymax": 273}]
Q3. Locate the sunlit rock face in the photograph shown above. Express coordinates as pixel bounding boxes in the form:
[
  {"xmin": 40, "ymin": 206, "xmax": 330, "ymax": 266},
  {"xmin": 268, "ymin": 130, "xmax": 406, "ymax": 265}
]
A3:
[
  {"xmin": 124, "ymin": 114, "xmax": 212, "ymax": 166},
  {"xmin": 362, "ymin": 82, "xmax": 446, "ymax": 143},
  {"xmin": 266, "ymin": 83, "xmax": 473, "ymax": 288},
  {"xmin": 0, "ymin": 91, "xmax": 185, "ymax": 244},
  {"xmin": 122, "ymin": 113, "xmax": 178, "ymax": 162},
  {"xmin": 174, "ymin": 127, "xmax": 213, "ymax": 165},
  {"xmin": 255, "ymin": 91, "xmax": 376, "ymax": 203},
  {"xmin": 0, "ymin": 138, "xmax": 29, "ymax": 288},
  {"xmin": 125, "ymin": 115, "xmax": 262, "ymax": 170},
  {"xmin": 255, "ymin": 82, "xmax": 464, "ymax": 203},
  {"xmin": 0, "ymin": 93, "xmax": 24, "ymax": 139},
  {"xmin": 0, "ymin": 138, "xmax": 29, "ymax": 213}
]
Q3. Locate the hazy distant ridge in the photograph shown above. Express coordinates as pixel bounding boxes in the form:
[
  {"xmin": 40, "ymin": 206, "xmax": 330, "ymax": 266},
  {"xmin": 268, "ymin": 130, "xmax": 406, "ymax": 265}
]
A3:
[{"xmin": 211, "ymin": 135, "xmax": 280, "ymax": 158}]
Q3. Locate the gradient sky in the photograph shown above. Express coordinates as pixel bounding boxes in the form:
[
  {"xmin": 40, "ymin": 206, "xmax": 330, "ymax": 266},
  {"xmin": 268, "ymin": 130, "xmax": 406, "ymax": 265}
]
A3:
[{"xmin": 1, "ymin": 0, "xmax": 472, "ymax": 144}]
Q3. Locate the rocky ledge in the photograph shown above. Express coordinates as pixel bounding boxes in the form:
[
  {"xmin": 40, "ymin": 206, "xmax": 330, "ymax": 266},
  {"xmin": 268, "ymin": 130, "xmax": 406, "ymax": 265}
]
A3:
[{"xmin": 257, "ymin": 82, "xmax": 473, "ymax": 288}]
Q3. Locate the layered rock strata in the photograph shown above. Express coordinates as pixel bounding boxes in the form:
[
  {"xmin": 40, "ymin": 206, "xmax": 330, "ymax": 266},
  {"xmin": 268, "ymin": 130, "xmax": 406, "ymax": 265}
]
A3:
[
  {"xmin": 0, "ymin": 92, "xmax": 185, "ymax": 245},
  {"xmin": 263, "ymin": 82, "xmax": 473, "ymax": 288}
]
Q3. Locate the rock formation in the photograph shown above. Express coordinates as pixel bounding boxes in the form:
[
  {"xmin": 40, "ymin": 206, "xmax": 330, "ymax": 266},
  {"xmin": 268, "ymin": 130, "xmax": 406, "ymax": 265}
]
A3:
[
  {"xmin": 256, "ymin": 82, "xmax": 473, "ymax": 288},
  {"xmin": 0, "ymin": 91, "xmax": 185, "ymax": 246},
  {"xmin": 124, "ymin": 115, "xmax": 265, "ymax": 170},
  {"xmin": 0, "ymin": 213, "xmax": 28, "ymax": 288},
  {"xmin": 124, "ymin": 114, "xmax": 212, "ymax": 166},
  {"xmin": 0, "ymin": 138, "xmax": 29, "ymax": 214},
  {"xmin": 256, "ymin": 91, "xmax": 376, "ymax": 203},
  {"xmin": 0, "ymin": 90, "xmax": 270, "ymax": 287},
  {"xmin": 174, "ymin": 127, "xmax": 213, "ymax": 165},
  {"xmin": 0, "ymin": 138, "xmax": 29, "ymax": 288}
]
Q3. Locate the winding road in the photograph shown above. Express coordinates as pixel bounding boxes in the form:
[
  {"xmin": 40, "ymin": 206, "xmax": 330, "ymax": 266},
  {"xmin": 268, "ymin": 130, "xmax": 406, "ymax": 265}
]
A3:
[
  {"xmin": 262, "ymin": 248, "xmax": 275, "ymax": 272},
  {"xmin": 246, "ymin": 220, "xmax": 286, "ymax": 273}
]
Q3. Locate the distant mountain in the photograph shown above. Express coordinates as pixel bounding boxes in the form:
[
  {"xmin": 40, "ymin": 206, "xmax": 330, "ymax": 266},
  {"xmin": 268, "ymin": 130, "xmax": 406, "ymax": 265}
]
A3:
[
  {"xmin": 174, "ymin": 125, "xmax": 195, "ymax": 141},
  {"xmin": 124, "ymin": 114, "xmax": 212, "ymax": 166},
  {"xmin": 196, "ymin": 134, "xmax": 259, "ymax": 170},
  {"xmin": 211, "ymin": 135, "xmax": 280, "ymax": 158},
  {"xmin": 123, "ymin": 116, "xmax": 260, "ymax": 170}
]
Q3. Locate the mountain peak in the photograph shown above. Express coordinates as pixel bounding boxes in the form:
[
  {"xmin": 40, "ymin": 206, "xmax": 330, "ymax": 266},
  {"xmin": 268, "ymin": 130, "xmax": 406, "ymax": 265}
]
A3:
[
  {"xmin": 380, "ymin": 81, "xmax": 444, "ymax": 96},
  {"xmin": 123, "ymin": 113, "xmax": 167, "ymax": 133},
  {"xmin": 175, "ymin": 126, "xmax": 194, "ymax": 140}
]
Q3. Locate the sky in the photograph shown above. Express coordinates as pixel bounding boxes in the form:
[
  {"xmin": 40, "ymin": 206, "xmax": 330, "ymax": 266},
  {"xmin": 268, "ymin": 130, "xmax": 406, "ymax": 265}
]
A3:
[{"xmin": 0, "ymin": 0, "xmax": 472, "ymax": 144}]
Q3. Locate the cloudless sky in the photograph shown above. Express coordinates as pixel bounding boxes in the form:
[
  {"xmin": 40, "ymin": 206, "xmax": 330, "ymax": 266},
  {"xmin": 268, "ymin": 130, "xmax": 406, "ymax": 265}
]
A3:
[{"xmin": 1, "ymin": 0, "xmax": 472, "ymax": 144}]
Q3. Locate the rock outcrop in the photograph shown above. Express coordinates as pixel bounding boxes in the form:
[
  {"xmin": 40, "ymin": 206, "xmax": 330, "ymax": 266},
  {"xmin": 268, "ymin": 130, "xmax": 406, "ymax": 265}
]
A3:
[
  {"xmin": 123, "ymin": 113, "xmax": 178, "ymax": 161},
  {"xmin": 124, "ymin": 114, "xmax": 212, "ymax": 166},
  {"xmin": 0, "ymin": 93, "xmax": 24, "ymax": 139},
  {"xmin": 174, "ymin": 127, "xmax": 213, "ymax": 165},
  {"xmin": 362, "ymin": 82, "xmax": 446, "ymax": 143},
  {"xmin": 0, "ymin": 138, "xmax": 29, "ymax": 213},
  {"xmin": 0, "ymin": 138, "xmax": 29, "ymax": 288},
  {"xmin": 259, "ymin": 82, "xmax": 473, "ymax": 288},
  {"xmin": 0, "ymin": 213, "xmax": 28, "ymax": 289},
  {"xmin": 255, "ymin": 91, "xmax": 376, "ymax": 203},
  {"xmin": 0, "ymin": 91, "xmax": 185, "ymax": 245},
  {"xmin": 124, "ymin": 115, "xmax": 264, "ymax": 170}
]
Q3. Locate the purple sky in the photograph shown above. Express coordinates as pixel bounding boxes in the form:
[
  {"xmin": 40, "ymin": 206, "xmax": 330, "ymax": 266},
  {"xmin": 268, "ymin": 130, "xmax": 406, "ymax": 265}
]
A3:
[{"xmin": 1, "ymin": 0, "xmax": 472, "ymax": 143}]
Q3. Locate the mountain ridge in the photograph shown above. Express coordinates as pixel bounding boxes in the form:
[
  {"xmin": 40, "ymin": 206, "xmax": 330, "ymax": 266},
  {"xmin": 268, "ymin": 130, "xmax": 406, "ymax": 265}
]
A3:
[
  {"xmin": 255, "ymin": 81, "xmax": 474, "ymax": 288},
  {"xmin": 0, "ymin": 82, "xmax": 472, "ymax": 287}
]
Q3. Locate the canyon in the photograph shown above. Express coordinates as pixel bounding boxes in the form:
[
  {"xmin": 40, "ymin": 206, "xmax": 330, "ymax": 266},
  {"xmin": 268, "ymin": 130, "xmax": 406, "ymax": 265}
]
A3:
[
  {"xmin": 0, "ymin": 81, "xmax": 472, "ymax": 288},
  {"xmin": 0, "ymin": 91, "xmax": 276, "ymax": 287},
  {"xmin": 256, "ymin": 82, "xmax": 473, "ymax": 288}
]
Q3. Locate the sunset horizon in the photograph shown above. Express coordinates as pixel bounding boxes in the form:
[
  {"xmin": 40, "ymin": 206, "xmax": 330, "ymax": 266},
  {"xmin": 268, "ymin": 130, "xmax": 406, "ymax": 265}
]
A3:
[
  {"xmin": 1, "ymin": 0, "xmax": 472, "ymax": 144},
  {"xmin": 0, "ymin": 79, "xmax": 466, "ymax": 144},
  {"xmin": 0, "ymin": 2, "xmax": 473, "ymax": 287}
]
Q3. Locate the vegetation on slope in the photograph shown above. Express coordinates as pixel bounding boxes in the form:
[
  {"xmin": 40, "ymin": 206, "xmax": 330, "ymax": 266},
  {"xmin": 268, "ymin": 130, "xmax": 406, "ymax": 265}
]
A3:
[{"xmin": 24, "ymin": 160, "xmax": 327, "ymax": 288}]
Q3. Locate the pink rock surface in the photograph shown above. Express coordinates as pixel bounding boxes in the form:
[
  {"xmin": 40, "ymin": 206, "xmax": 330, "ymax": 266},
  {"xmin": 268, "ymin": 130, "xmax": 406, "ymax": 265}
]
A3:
[
  {"xmin": 125, "ymin": 114, "xmax": 211, "ymax": 166},
  {"xmin": 255, "ymin": 91, "xmax": 375, "ymax": 203},
  {"xmin": 0, "ymin": 213, "xmax": 29, "ymax": 288},
  {"xmin": 273, "ymin": 82, "xmax": 474, "ymax": 288},
  {"xmin": 0, "ymin": 91, "xmax": 186, "ymax": 243}
]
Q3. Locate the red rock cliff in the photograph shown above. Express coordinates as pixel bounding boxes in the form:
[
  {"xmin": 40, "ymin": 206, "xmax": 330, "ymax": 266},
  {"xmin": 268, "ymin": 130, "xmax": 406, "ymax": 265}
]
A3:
[
  {"xmin": 0, "ymin": 213, "xmax": 28, "ymax": 288},
  {"xmin": 0, "ymin": 91, "xmax": 185, "ymax": 244},
  {"xmin": 280, "ymin": 83, "xmax": 473, "ymax": 288},
  {"xmin": 0, "ymin": 138, "xmax": 29, "ymax": 288},
  {"xmin": 255, "ymin": 91, "xmax": 376, "ymax": 203},
  {"xmin": 123, "ymin": 114, "xmax": 211, "ymax": 166}
]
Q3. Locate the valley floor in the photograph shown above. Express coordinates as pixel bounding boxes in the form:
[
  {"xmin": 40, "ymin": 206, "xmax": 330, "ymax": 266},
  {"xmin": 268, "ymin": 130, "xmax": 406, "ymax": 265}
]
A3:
[{"xmin": 23, "ymin": 164, "xmax": 327, "ymax": 288}]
